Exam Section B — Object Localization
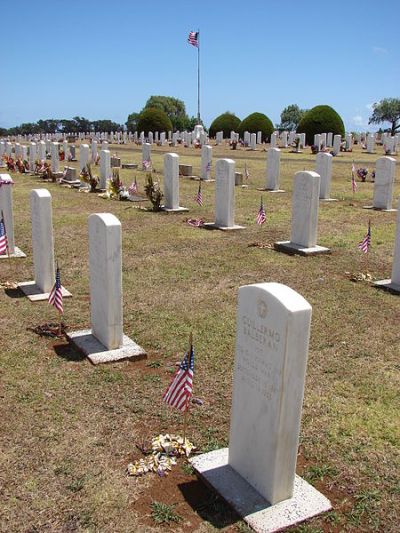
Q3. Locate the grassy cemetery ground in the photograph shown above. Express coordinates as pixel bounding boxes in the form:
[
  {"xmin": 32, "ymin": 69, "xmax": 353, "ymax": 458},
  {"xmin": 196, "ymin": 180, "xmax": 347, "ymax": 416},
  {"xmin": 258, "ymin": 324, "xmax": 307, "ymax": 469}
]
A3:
[{"xmin": 1, "ymin": 142, "xmax": 399, "ymax": 532}]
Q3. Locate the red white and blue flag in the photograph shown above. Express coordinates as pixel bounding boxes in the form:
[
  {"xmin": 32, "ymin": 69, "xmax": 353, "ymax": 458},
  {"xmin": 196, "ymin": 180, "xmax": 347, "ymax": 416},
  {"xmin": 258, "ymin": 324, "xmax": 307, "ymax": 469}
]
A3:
[
  {"xmin": 351, "ymin": 161, "xmax": 357, "ymax": 193},
  {"xmin": 187, "ymin": 31, "xmax": 199, "ymax": 48},
  {"xmin": 48, "ymin": 266, "xmax": 64, "ymax": 314},
  {"xmin": 195, "ymin": 182, "xmax": 203, "ymax": 206},
  {"xmin": 256, "ymin": 197, "xmax": 266, "ymax": 225},
  {"xmin": 0, "ymin": 215, "xmax": 8, "ymax": 255},
  {"xmin": 128, "ymin": 177, "xmax": 138, "ymax": 195},
  {"xmin": 358, "ymin": 221, "xmax": 371, "ymax": 254},
  {"xmin": 142, "ymin": 160, "xmax": 152, "ymax": 171},
  {"xmin": 163, "ymin": 346, "xmax": 194, "ymax": 412}
]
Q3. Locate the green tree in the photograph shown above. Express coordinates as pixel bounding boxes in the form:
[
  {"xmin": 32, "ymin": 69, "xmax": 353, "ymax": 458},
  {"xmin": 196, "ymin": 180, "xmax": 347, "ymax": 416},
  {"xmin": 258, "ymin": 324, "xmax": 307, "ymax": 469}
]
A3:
[
  {"xmin": 238, "ymin": 112, "xmax": 274, "ymax": 142},
  {"xmin": 368, "ymin": 98, "xmax": 400, "ymax": 135},
  {"xmin": 209, "ymin": 112, "xmax": 241, "ymax": 138},
  {"xmin": 297, "ymin": 105, "xmax": 345, "ymax": 146},
  {"xmin": 126, "ymin": 112, "xmax": 140, "ymax": 132},
  {"xmin": 142, "ymin": 96, "xmax": 190, "ymax": 130},
  {"xmin": 277, "ymin": 104, "xmax": 308, "ymax": 131},
  {"xmin": 91, "ymin": 120, "xmax": 122, "ymax": 132},
  {"xmin": 136, "ymin": 108, "xmax": 173, "ymax": 136}
]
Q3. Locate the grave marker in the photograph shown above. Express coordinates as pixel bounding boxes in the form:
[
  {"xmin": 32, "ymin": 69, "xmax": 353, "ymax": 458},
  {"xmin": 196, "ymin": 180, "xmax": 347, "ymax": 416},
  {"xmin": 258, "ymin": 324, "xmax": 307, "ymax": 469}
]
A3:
[
  {"xmin": 364, "ymin": 156, "xmax": 397, "ymax": 211},
  {"xmin": 374, "ymin": 198, "xmax": 400, "ymax": 293},
  {"xmin": 315, "ymin": 152, "xmax": 336, "ymax": 200},
  {"xmin": 0, "ymin": 174, "xmax": 26, "ymax": 258},
  {"xmin": 162, "ymin": 153, "xmax": 188, "ymax": 212},
  {"xmin": 67, "ymin": 213, "xmax": 146, "ymax": 364},
  {"xmin": 191, "ymin": 282, "xmax": 331, "ymax": 532}
]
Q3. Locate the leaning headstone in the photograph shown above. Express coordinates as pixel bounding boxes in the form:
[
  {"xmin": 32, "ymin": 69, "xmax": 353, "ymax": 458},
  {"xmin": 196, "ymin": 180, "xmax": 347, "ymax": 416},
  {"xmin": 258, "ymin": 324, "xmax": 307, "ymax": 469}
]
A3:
[
  {"xmin": 0, "ymin": 174, "xmax": 26, "ymax": 258},
  {"xmin": 364, "ymin": 156, "xmax": 397, "ymax": 211},
  {"xmin": 18, "ymin": 189, "xmax": 71, "ymax": 300},
  {"xmin": 67, "ymin": 213, "xmax": 146, "ymax": 364},
  {"xmin": 374, "ymin": 198, "xmax": 400, "ymax": 294},
  {"xmin": 315, "ymin": 152, "xmax": 336, "ymax": 200},
  {"xmin": 80, "ymin": 143, "xmax": 89, "ymax": 171},
  {"xmin": 99, "ymin": 150, "xmax": 111, "ymax": 189},
  {"xmin": 162, "ymin": 153, "xmax": 188, "ymax": 212},
  {"xmin": 264, "ymin": 148, "xmax": 284, "ymax": 192},
  {"xmin": 191, "ymin": 282, "xmax": 331, "ymax": 532},
  {"xmin": 201, "ymin": 145, "xmax": 213, "ymax": 180},
  {"xmin": 275, "ymin": 171, "xmax": 329, "ymax": 255},
  {"xmin": 203, "ymin": 159, "xmax": 244, "ymax": 231}
]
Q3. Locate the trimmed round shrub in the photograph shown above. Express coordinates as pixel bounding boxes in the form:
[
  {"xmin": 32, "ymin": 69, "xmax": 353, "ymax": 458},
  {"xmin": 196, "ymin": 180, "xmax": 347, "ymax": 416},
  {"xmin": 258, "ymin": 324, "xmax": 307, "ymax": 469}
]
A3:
[
  {"xmin": 238, "ymin": 112, "xmax": 274, "ymax": 142},
  {"xmin": 297, "ymin": 105, "xmax": 345, "ymax": 146},
  {"xmin": 209, "ymin": 112, "xmax": 241, "ymax": 138},
  {"xmin": 136, "ymin": 108, "xmax": 173, "ymax": 135}
]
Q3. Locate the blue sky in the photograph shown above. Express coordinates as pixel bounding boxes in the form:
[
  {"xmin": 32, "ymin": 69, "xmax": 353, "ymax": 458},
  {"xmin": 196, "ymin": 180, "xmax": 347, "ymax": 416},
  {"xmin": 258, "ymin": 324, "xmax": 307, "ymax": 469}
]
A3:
[{"xmin": 1, "ymin": 0, "xmax": 399, "ymax": 131}]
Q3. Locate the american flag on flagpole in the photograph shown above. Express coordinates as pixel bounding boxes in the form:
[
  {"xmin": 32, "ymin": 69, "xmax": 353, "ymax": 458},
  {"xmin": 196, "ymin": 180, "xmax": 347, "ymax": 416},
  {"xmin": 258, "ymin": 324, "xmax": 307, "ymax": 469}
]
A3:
[
  {"xmin": 256, "ymin": 197, "xmax": 266, "ymax": 225},
  {"xmin": 187, "ymin": 31, "xmax": 199, "ymax": 47},
  {"xmin": 48, "ymin": 266, "xmax": 64, "ymax": 314},
  {"xmin": 163, "ymin": 345, "xmax": 194, "ymax": 412},
  {"xmin": 0, "ymin": 215, "xmax": 8, "ymax": 255},
  {"xmin": 358, "ymin": 221, "xmax": 371, "ymax": 253},
  {"xmin": 195, "ymin": 183, "xmax": 203, "ymax": 206},
  {"xmin": 351, "ymin": 161, "xmax": 357, "ymax": 193},
  {"xmin": 244, "ymin": 163, "xmax": 250, "ymax": 180},
  {"xmin": 128, "ymin": 177, "xmax": 138, "ymax": 195}
]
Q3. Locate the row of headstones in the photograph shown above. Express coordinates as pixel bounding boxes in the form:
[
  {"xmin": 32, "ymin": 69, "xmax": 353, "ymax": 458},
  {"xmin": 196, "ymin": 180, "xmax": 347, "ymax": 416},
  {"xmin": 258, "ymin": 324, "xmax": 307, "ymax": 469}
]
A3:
[{"xmin": 4, "ymin": 180, "xmax": 400, "ymax": 527}]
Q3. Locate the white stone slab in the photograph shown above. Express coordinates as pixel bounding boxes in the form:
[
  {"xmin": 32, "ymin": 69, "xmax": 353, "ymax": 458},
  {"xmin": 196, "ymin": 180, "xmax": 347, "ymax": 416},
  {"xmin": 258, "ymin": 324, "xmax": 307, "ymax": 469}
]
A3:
[
  {"xmin": 291, "ymin": 171, "xmax": 321, "ymax": 248},
  {"xmin": 373, "ymin": 279, "xmax": 400, "ymax": 294},
  {"xmin": 162, "ymin": 153, "xmax": 187, "ymax": 211},
  {"xmin": 214, "ymin": 159, "xmax": 242, "ymax": 229},
  {"xmin": 17, "ymin": 281, "xmax": 72, "ymax": 301},
  {"xmin": 374, "ymin": 198, "xmax": 400, "ymax": 291},
  {"xmin": 274, "ymin": 241, "xmax": 330, "ymax": 256},
  {"xmin": 99, "ymin": 150, "xmax": 111, "ymax": 189},
  {"xmin": 315, "ymin": 152, "xmax": 334, "ymax": 200},
  {"xmin": 201, "ymin": 144, "xmax": 212, "ymax": 180},
  {"xmin": 30, "ymin": 189, "xmax": 55, "ymax": 293},
  {"xmin": 67, "ymin": 329, "xmax": 146, "ymax": 365},
  {"xmin": 372, "ymin": 156, "xmax": 396, "ymax": 210},
  {"xmin": 0, "ymin": 246, "xmax": 26, "ymax": 259},
  {"xmin": 265, "ymin": 148, "xmax": 281, "ymax": 191},
  {"xmin": 190, "ymin": 448, "xmax": 331, "ymax": 533}
]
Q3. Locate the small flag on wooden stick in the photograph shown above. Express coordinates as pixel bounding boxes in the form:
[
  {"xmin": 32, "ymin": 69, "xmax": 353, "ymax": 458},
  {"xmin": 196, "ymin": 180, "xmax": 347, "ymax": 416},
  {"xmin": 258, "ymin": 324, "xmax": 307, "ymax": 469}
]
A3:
[
  {"xmin": 128, "ymin": 177, "xmax": 138, "ymax": 195},
  {"xmin": 358, "ymin": 220, "xmax": 371, "ymax": 254},
  {"xmin": 48, "ymin": 265, "xmax": 64, "ymax": 314},
  {"xmin": 195, "ymin": 182, "xmax": 203, "ymax": 206},
  {"xmin": 256, "ymin": 197, "xmax": 266, "ymax": 225},
  {"xmin": 163, "ymin": 338, "xmax": 194, "ymax": 413},
  {"xmin": 0, "ymin": 212, "xmax": 9, "ymax": 255}
]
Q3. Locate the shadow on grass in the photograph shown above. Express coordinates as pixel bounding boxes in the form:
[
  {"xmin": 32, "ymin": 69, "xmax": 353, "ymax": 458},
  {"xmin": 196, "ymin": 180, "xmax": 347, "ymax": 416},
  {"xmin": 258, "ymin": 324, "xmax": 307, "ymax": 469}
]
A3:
[
  {"xmin": 178, "ymin": 479, "xmax": 239, "ymax": 529},
  {"xmin": 4, "ymin": 287, "xmax": 25, "ymax": 299},
  {"xmin": 54, "ymin": 342, "xmax": 86, "ymax": 362}
]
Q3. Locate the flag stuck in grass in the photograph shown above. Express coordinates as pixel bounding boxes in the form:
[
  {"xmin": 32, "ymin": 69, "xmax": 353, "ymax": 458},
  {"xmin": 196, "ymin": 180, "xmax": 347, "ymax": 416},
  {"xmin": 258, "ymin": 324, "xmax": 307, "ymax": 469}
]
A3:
[
  {"xmin": 163, "ymin": 346, "xmax": 194, "ymax": 412},
  {"xmin": 358, "ymin": 221, "xmax": 371, "ymax": 254},
  {"xmin": 256, "ymin": 197, "xmax": 266, "ymax": 225},
  {"xmin": 48, "ymin": 266, "xmax": 63, "ymax": 314},
  {"xmin": 0, "ymin": 215, "xmax": 8, "ymax": 255}
]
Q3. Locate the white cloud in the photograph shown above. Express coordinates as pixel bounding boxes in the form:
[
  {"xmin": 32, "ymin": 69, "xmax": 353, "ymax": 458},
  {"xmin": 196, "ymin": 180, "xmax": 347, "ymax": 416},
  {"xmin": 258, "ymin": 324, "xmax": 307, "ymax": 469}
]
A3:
[
  {"xmin": 352, "ymin": 115, "xmax": 366, "ymax": 127},
  {"xmin": 372, "ymin": 46, "xmax": 388, "ymax": 55}
]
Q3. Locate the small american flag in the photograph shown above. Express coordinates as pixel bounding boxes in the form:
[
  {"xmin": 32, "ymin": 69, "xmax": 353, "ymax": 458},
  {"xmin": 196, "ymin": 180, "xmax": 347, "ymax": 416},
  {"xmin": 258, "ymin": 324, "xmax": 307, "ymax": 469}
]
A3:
[
  {"xmin": 358, "ymin": 221, "xmax": 371, "ymax": 254},
  {"xmin": 187, "ymin": 31, "xmax": 199, "ymax": 48},
  {"xmin": 351, "ymin": 162, "xmax": 357, "ymax": 193},
  {"xmin": 163, "ymin": 345, "xmax": 194, "ymax": 412},
  {"xmin": 142, "ymin": 160, "xmax": 151, "ymax": 171},
  {"xmin": 0, "ymin": 215, "xmax": 8, "ymax": 255},
  {"xmin": 256, "ymin": 197, "xmax": 266, "ymax": 225},
  {"xmin": 128, "ymin": 178, "xmax": 138, "ymax": 195},
  {"xmin": 48, "ymin": 266, "xmax": 64, "ymax": 314},
  {"xmin": 244, "ymin": 163, "xmax": 250, "ymax": 180},
  {"xmin": 195, "ymin": 183, "xmax": 203, "ymax": 206},
  {"xmin": 187, "ymin": 218, "xmax": 204, "ymax": 227}
]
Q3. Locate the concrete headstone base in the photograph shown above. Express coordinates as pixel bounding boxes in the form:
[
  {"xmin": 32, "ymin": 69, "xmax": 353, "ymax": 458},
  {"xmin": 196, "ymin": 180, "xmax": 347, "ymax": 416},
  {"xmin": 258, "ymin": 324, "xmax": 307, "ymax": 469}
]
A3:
[
  {"xmin": 0, "ymin": 247, "xmax": 26, "ymax": 259},
  {"xmin": 67, "ymin": 329, "xmax": 146, "ymax": 365},
  {"xmin": 373, "ymin": 279, "xmax": 400, "ymax": 294},
  {"xmin": 202, "ymin": 223, "xmax": 245, "ymax": 231},
  {"xmin": 161, "ymin": 206, "xmax": 189, "ymax": 213},
  {"xmin": 17, "ymin": 280, "xmax": 72, "ymax": 301},
  {"xmin": 362, "ymin": 206, "xmax": 397, "ymax": 212},
  {"xmin": 190, "ymin": 448, "xmax": 331, "ymax": 533},
  {"xmin": 274, "ymin": 241, "xmax": 330, "ymax": 256}
]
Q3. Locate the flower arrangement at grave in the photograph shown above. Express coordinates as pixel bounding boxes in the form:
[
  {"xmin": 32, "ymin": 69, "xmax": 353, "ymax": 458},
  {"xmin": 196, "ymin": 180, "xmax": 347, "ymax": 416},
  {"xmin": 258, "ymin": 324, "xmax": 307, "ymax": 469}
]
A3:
[
  {"xmin": 311, "ymin": 145, "xmax": 319, "ymax": 154},
  {"xmin": 16, "ymin": 158, "xmax": 28, "ymax": 173},
  {"xmin": 105, "ymin": 168, "xmax": 128, "ymax": 200},
  {"xmin": 80, "ymin": 164, "xmax": 99, "ymax": 192},
  {"xmin": 144, "ymin": 173, "xmax": 163, "ymax": 211},
  {"xmin": 357, "ymin": 168, "xmax": 368, "ymax": 182},
  {"xmin": 291, "ymin": 138, "xmax": 300, "ymax": 151},
  {"xmin": 4, "ymin": 156, "xmax": 16, "ymax": 172},
  {"xmin": 59, "ymin": 150, "xmax": 65, "ymax": 161}
]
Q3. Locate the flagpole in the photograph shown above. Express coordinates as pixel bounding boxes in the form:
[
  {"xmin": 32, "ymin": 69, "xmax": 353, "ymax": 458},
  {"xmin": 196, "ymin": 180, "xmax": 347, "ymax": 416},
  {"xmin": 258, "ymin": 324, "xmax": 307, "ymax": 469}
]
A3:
[
  {"xmin": 183, "ymin": 331, "xmax": 193, "ymax": 443},
  {"xmin": 197, "ymin": 29, "xmax": 200, "ymax": 124}
]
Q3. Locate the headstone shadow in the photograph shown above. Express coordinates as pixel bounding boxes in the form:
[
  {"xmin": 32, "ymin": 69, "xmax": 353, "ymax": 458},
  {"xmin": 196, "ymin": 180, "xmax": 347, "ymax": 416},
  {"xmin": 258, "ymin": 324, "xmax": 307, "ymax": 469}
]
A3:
[
  {"xmin": 53, "ymin": 342, "xmax": 86, "ymax": 362},
  {"xmin": 177, "ymin": 478, "xmax": 239, "ymax": 529},
  {"xmin": 4, "ymin": 286, "xmax": 25, "ymax": 299}
]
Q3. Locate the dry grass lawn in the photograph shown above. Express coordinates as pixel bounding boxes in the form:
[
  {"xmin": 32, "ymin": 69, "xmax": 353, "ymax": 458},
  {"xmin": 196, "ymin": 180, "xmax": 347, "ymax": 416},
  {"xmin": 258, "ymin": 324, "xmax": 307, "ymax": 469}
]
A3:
[{"xmin": 0, "ymin": 140, "xmax": 399, "ymax": 532}]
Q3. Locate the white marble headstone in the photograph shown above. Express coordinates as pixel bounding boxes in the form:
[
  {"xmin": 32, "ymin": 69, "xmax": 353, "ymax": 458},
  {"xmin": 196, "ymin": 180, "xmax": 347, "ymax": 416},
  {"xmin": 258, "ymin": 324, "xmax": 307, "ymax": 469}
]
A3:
[
  {"xmin": 372, "ymin": 156, "xmax": 396, "ymax": 210},
  {"xmin": 315, "ymin": 152, "xmax": 333, "ymax": 199},
  {"xmin": 291, "ymin": 171, "xmax": 321, "ymax": 247},
  {"xmin": 229, "ymin": 282, "xmax": 312, "ymax": 505},
  {"xmin": 266, "ymin": 148, "xmax": 281, "ymax": 190}
]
